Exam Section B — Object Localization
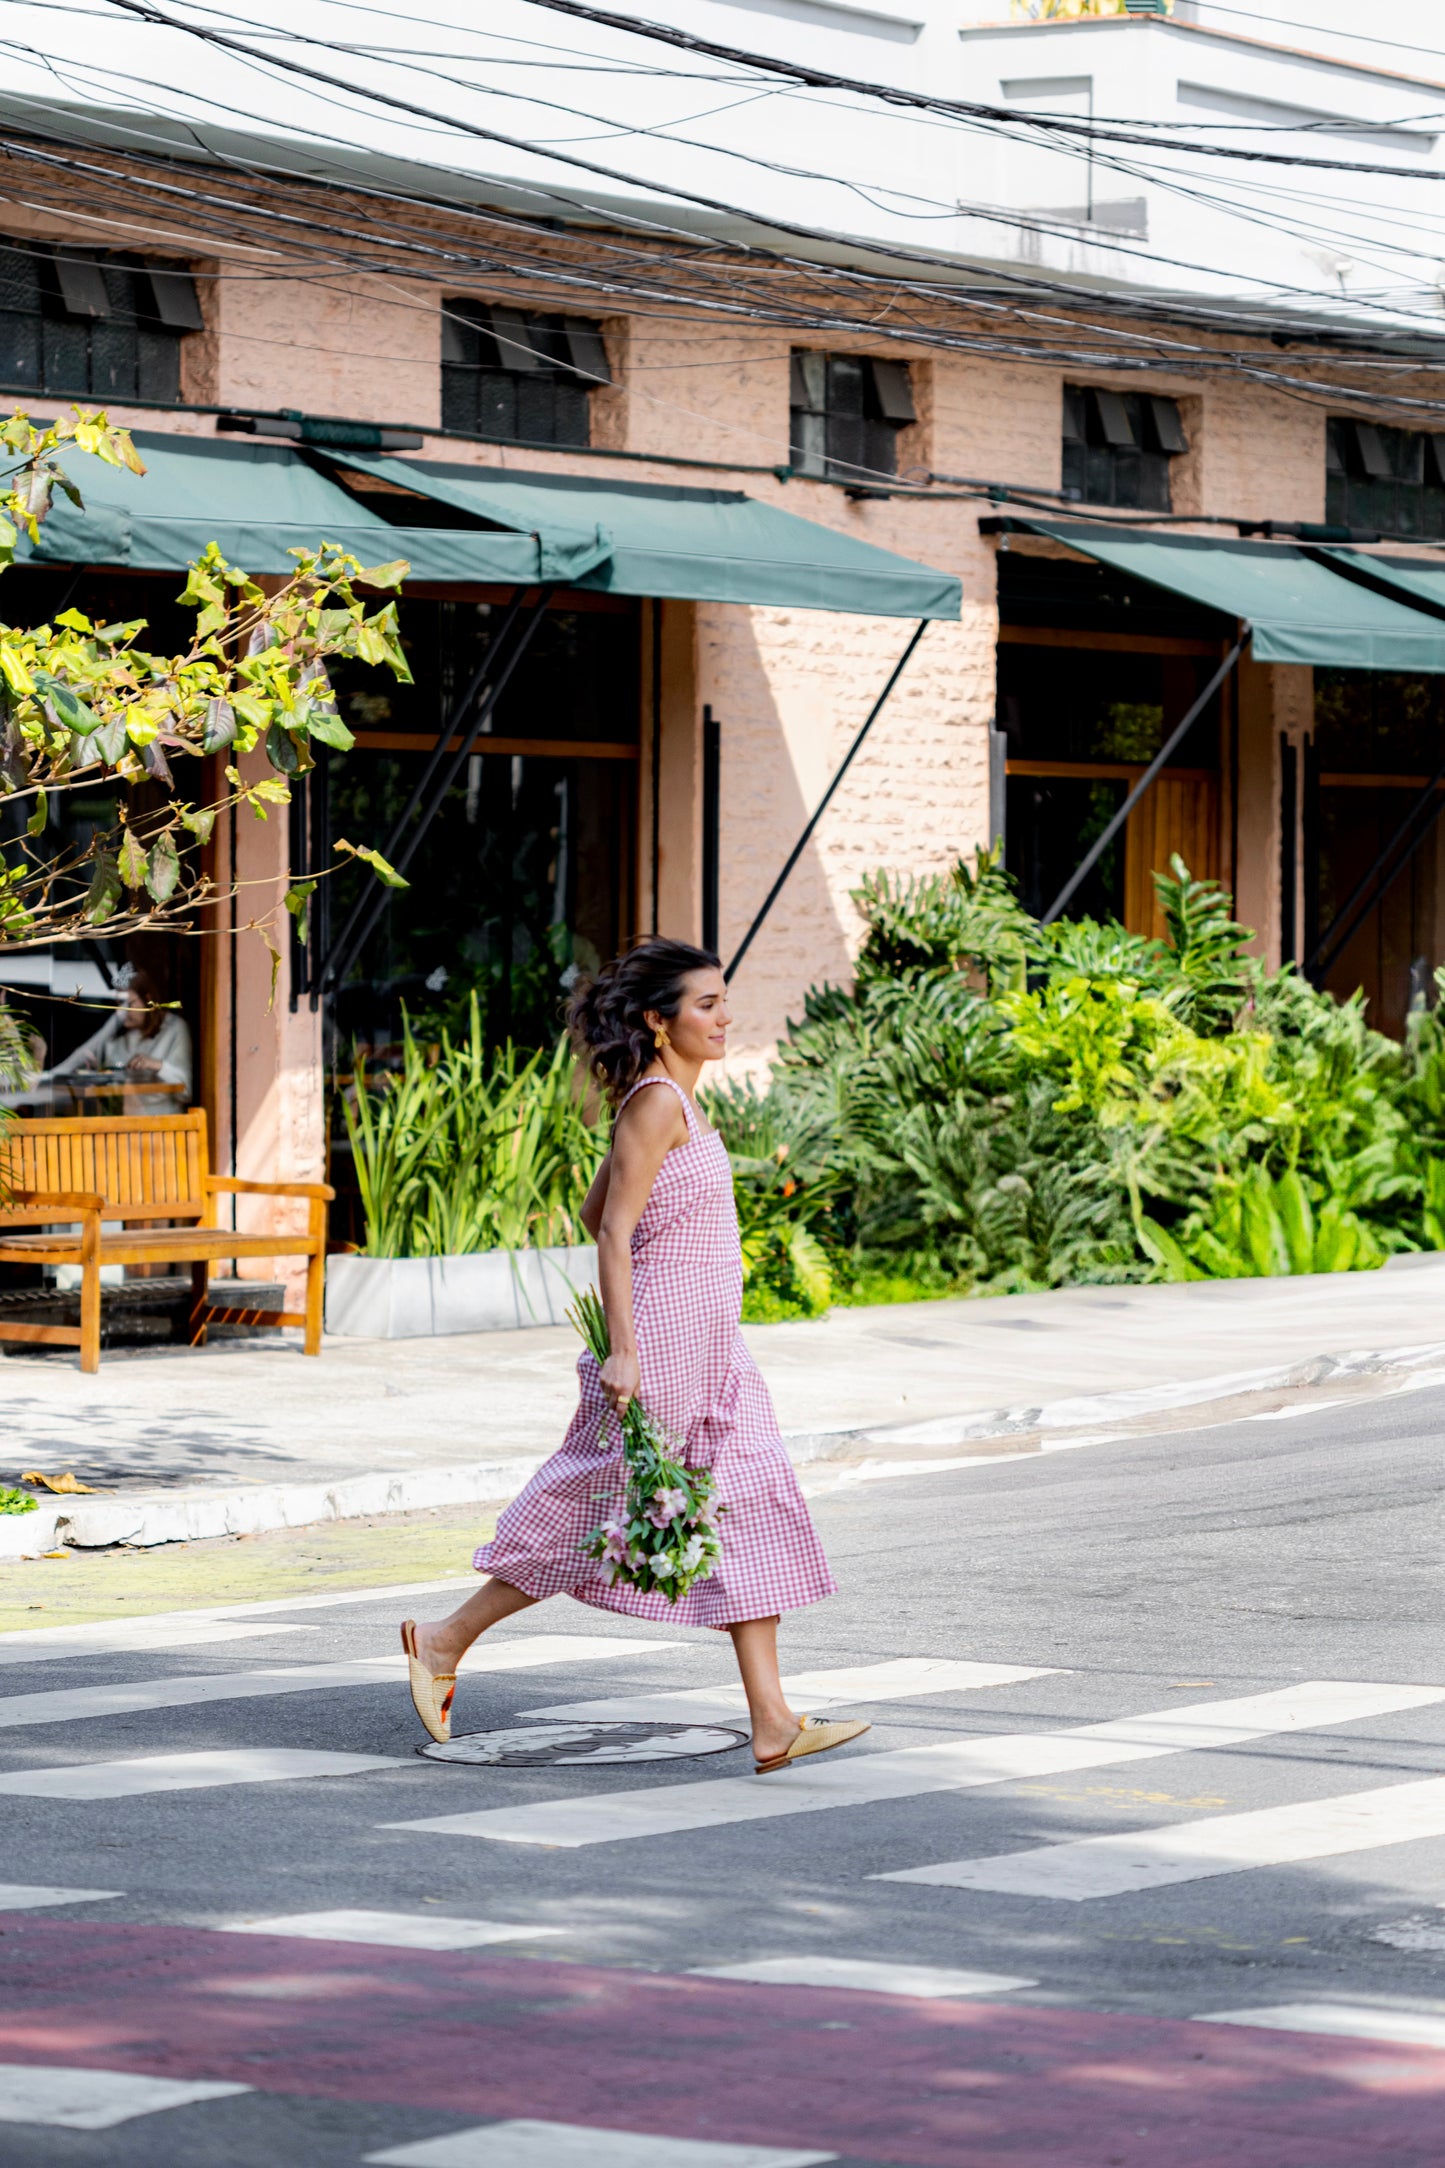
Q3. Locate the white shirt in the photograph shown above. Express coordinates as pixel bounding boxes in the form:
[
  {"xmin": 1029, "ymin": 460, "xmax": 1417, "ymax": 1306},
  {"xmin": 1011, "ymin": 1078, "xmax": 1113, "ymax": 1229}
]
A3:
[{"xmin": 44, "ymin": 1009, "xmax": 193, "ymax": 1116}]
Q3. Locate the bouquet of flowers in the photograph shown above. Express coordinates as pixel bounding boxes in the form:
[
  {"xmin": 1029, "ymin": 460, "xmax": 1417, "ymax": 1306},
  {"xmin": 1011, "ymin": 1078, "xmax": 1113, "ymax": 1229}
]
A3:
[{"xmin": 569, "ymin": 1287, "xmax": 724, "ymax": 1604}]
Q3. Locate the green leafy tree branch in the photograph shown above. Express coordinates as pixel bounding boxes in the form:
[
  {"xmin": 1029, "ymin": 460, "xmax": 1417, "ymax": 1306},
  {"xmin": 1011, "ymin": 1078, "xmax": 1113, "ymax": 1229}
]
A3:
[{"xmin": 0, "ymin": 405, "xmax": 411, "ymax": 958}]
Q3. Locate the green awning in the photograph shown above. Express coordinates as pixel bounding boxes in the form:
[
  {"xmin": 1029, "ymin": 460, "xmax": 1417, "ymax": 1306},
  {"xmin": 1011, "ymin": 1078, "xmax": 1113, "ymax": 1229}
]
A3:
[
  {"xmin": 333, "ymin": 452, "xmax": 961, "ymax": 619},
  {"xmin": 1320, "ymin": 548, "xmax": 1445, "ymax": 629},
  {"xmin": 18, "ymin": 432, "xmax": 961, "ymax": 619},
  {"xmin": 1013, "ymin": 518, "xmax": 1445, "ymax": 672},
  {"xmin": 19, "ymin": 431, "xmax": 591, "ymax": 587}
]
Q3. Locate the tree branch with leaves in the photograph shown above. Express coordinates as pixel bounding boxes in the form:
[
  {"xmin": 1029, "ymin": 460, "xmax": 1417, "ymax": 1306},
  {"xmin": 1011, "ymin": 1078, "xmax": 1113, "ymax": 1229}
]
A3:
[{"xmin": 0, "ymin": 405, "xmax": 410, "ymax": 964}]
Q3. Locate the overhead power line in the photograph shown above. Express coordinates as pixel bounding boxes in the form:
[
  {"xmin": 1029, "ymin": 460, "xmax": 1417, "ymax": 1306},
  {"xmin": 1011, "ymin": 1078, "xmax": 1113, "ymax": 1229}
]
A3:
[{"xmin": 514, "ymin": 0, "xmax": 1445, "ymax": 183}]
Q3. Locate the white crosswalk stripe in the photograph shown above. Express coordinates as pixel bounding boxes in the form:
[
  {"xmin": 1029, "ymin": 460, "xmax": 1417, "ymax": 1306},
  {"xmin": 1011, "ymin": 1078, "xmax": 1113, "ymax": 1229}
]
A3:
[
  {"xmin": 0, "ymin": 1620, "xmax": 319, "ymax": 1667},
  {"xmin": 384, "ymin": 1681, "xmax": 1444, "ymax": 1850},
  {"xmin": 0, "ymin": 1747, "xmax": 402, "ymax": 1800},
  {"xmin": 367, "ymin": 2124, "xmax": 836, "ymax": 2167},
  {"xmin": 0, "ymin": 1635, "xmax": 673, "ymax": 1732},
  {"xmin": 0, "ymin": 1883, "xmax": 121, "ymax": 1910},
  {"xmin": 218, "ymin": 1909, "xmax": 566, "ymax": 1951},
  {"xmin": 1194, "ymin": 2003, "xmax": 1445, "ymax": 2050},
  {"xmin": 522, "ymin": 1658, "xmax": 1058, "ymax": 1724},
  {"xmin": 890, "ymin": 1773, "xmax": 1445, "ymax": 1900},
  {"xmin": 0, "ymin": 2066, "xmax": 248, "ymax": 2131},
  {"xmin": 690, "ymin": 1957, "xmax": 1034, "ymax": 1997}
]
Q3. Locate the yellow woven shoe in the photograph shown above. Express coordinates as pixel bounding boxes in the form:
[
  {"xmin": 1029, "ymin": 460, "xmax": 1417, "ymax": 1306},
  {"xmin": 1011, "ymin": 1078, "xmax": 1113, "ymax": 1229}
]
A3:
[
  {"xmin": 755, "ymin": 1715, "xmax": 870, "ymax": 1774},
  {"xmin": 401, "ymin": 1619, "xmax": 457, "ymax": 1744}
]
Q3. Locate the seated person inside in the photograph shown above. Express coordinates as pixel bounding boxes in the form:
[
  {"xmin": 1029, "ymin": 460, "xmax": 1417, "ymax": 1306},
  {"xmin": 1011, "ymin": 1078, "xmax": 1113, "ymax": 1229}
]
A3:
[{"xmin": 38, "ymin": 969, "xmax": 193, "ymax": 1117}]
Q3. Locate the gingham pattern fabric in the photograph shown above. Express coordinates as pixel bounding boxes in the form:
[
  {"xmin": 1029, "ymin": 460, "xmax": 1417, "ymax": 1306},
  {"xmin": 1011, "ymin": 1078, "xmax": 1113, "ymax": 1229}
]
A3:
[{"xmin": 474, "ymin": 1072, "xmax": 837, "ymax": 1629}]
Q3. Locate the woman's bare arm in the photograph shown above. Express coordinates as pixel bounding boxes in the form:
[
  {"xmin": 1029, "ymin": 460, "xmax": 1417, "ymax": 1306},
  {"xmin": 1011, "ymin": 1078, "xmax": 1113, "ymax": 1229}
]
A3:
[
  {"xmin": 580, "ymin": 1151, "xmax": 612, "ymax": 1242},
  {"xmin": 596, "ymin": 1085, "xmax": 687, "ymax": 1414}
]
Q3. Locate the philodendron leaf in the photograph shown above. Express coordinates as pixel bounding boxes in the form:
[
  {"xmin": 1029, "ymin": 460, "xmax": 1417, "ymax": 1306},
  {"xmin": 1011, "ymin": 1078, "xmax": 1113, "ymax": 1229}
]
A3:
[
  {"xmin": 86, "ymin": 853, "xmax": 121, "ymax": 925},
  {"xmin": 145, "ymin": 831, "xmax": 180, "ymax": 904},
  {"xmin": 117, "ymin": 827, "xmax": 147, "ymax": 889},
  {"xmin": 335, "ymin": 837, "xmax": 408, "ymax": 888},
  {"xmin": 201, "ymin": 697, "xmax": 237, "ymax": 753}
]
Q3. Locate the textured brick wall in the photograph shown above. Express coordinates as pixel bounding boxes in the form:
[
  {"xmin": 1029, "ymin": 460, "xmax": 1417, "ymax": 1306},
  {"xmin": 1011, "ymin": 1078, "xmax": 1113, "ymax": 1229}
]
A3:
[{"xmin": 0, "ymin": 204, "xmax": 1403, "ymax": 1083}]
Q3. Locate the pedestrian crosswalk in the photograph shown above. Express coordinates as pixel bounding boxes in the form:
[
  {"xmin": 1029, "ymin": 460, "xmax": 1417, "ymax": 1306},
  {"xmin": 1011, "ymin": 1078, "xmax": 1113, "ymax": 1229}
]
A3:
[
  {"xmin": 3, "ymin": 1611, "xmax": 1445, "ymax": 1939},
  {"xmin": 0, "ymin": 1634, "xmax": 674, "ymax": 1732},
  {"xmin": 520, "ymin": 1656, "xmax": 1057, "ymax": 1724},
  {"xmin": 881, "ymin": 1772, "xmax": 1445, "ymax": 1900},
  {"xmin": 386, "ymin": 1680, "xmax": 1445, "ymax": 1848}
]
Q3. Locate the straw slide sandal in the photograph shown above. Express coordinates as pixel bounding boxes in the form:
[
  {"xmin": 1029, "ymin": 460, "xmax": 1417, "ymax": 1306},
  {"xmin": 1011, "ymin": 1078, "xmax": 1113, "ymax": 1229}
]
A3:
[
  {"xmin": 755, "ymin": 1714, "xmax": 871, "ymax": 1774},
  {"xmin": 401, "ymin": 1619, "xmax": 457, "ymax": 1744}
]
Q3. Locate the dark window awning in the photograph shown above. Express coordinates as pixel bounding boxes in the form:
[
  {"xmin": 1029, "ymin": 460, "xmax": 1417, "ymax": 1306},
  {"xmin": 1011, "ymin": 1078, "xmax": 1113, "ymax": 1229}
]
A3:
[
  {"xmin": 20, "ymin": 431, "xmax": 961, "ymax": 620},
  {"xmin": 332, "ymin": 452, "xmax": 961, "ymax": 619},
  {"xmin": 1001, "ymin": 517, "xmax": 1445, "ymax": 672}
]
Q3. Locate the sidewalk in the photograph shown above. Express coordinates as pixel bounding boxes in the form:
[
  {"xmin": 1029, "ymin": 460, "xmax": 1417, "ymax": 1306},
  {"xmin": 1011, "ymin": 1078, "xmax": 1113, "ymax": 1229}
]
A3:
[{"xmin": 4, "ymin": 1261, "xmax": 1444, "ymax": 1552}]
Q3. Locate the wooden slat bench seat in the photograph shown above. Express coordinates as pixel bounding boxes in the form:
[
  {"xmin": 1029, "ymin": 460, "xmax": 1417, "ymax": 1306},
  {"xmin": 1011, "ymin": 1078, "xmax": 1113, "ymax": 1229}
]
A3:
[{"xmin": 0, "ymin": 1110, "xmax": 333, "ymax": 1373}]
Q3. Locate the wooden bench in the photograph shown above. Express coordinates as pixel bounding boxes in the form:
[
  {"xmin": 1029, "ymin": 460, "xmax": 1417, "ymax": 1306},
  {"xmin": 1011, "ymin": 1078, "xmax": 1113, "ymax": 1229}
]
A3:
[{"xmin": 0, "ymin": 1110, "xmax": 333, "ymax": 1373}]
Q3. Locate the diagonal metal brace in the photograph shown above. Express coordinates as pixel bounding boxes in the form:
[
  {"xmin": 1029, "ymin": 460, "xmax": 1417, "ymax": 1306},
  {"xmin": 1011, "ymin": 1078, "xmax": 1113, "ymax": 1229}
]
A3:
[
  {"xmin": 319, "ymin": 586, "xmax": 555, "ymax": 999},
  {"xmin": 725, "ymin": 619, "xmax": 929, "ymax": 981}
]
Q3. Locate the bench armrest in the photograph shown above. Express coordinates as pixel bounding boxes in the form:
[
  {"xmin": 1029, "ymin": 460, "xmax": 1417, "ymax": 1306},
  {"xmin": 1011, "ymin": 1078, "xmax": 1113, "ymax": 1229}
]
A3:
[
  {"xmin": 0, "ymin": 1190, "xmax": 105, "ymax": 1225},
  {"xmin": 204, "ymin": 1176, "xmax": 336, "ymax": 1203}
]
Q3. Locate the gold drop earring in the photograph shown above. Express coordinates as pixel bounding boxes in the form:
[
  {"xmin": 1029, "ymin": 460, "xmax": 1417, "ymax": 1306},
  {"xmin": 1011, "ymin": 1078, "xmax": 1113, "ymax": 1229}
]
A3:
[{"xmin": 654, "ymin": 1023, "xmax": 670, "ymax": 1050}]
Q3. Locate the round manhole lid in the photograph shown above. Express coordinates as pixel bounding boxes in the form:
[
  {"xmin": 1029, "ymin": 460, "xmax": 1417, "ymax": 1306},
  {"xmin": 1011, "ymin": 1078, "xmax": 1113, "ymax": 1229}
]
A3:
[{"xmin": 418, "ymin": 1720, "xmax": 749, "ymax": 1767}]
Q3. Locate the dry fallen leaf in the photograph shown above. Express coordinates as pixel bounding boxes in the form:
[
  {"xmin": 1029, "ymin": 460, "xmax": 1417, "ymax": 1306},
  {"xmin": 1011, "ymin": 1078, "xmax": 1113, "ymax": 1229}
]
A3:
[{"xmin": 20, "ymin": 1471, "xmax": 99, "ymax": 1495}]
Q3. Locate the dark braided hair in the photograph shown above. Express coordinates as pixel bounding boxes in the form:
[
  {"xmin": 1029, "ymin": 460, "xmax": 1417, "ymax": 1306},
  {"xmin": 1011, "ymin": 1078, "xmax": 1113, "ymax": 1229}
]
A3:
[{"xmin": 566, "ymin": 937, "xmax": 722, "ymax": 1107}]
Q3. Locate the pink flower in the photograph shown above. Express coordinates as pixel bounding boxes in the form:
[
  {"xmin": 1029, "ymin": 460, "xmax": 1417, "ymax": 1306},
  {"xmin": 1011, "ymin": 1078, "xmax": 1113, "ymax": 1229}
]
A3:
[
  {"xmin": 647, "ymin": 1486, "xmax": 688, "ymax": 1528},
  {"xmin": 599, "ymin": 1518, "xmax": 630, "ymax": 1564}
]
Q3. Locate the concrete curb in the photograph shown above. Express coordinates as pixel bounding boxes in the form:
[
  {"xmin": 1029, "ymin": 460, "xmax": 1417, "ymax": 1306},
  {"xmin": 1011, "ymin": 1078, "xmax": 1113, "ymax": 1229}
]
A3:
[{"xmin": 7, "ymin": 1337, "xmax": 1445, "ymax": 1555}]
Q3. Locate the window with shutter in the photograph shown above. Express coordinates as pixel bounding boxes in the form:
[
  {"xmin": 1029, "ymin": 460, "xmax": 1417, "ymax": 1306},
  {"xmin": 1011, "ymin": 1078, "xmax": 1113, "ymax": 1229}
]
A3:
[
  {"xmin": 441, "ymin": 301, "xmax": 610, "ymax": 447},
  {"xmin": 1061, "ymin": 383, "xmax": 1185, "ymax": 511},
  {"xmin": 0, "ymin": 242, "xmax": 198, "ymax": 403},
  {"xmin": 1325, "ymin": 417, "xmax": 1445, "ymax": 537},
  {"xmin": 788, "ymin": 350, "xmax": 915, "ymax": 484}
]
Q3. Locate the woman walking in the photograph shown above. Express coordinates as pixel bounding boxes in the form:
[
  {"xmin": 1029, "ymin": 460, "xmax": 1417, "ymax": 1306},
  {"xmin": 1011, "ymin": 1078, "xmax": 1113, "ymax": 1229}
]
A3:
[{"xmin": 402, "ymin": 939, "xmax": 867, "ymax": 1775}]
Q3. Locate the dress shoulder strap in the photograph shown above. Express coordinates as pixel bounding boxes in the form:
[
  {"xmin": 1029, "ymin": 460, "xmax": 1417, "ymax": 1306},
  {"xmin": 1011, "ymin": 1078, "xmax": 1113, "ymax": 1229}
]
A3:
[{"xmin": 616, "ymin": 1071, "xmax": 701, "ymax": 1141}]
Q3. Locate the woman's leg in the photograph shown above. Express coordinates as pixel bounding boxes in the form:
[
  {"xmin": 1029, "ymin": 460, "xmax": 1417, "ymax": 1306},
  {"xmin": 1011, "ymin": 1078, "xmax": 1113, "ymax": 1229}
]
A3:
[
  {"xmin": 728, "ymin": 1615, "xmax": 801, "ymax": 1764},
  {"xmin": 413, "ymin": 1578, "xmax": 539, "ymax": 1674}
]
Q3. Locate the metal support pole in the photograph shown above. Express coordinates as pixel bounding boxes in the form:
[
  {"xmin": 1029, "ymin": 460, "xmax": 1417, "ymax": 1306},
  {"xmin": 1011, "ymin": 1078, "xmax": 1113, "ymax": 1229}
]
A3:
[
  {"xmin": 701, "ymin": 702, "xmax": 721, "ymax": 957},
  {"xmin": 1041, "ymin": 630, "xmax": 1247, "ymax": 928},
  {"xmin": 725, "ymin": 619, "xmax": 929, "ymax": 982},
  {"xmin": 319, "ymin": 587, "xmax": 554, "ymax": 998}
]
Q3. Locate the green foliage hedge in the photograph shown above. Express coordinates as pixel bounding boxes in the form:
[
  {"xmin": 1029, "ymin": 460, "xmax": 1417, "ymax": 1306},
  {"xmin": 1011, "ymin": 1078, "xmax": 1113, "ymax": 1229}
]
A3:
[{"xmin": 709, "ymin": 853, "xmax": 1445, "ymax": 1317}]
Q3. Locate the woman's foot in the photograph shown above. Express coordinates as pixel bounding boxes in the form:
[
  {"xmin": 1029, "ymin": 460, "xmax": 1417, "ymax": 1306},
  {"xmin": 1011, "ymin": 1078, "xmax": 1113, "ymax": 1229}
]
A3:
[
  {"xmin": 410, "ymin": 1620, "xmax": 466, "ymax": 1676},
  {"xmin": 754, "ymin": 1715, "xmax": 871, "ymax": 1775},
  {"xmin": 401, "ymin": 1620, "xmax": 458, "ymax": 1745},
  {"xmin": 750, "ymin": 1708, "xmax": 804, "ymax": 1766}
]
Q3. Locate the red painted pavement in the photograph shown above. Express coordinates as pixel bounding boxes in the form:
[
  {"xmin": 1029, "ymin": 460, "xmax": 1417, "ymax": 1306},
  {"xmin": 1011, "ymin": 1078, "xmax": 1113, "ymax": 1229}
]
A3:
[{"xmin": 0, "ymin": 1919, "xmax": 1442, "ymax": 2165}]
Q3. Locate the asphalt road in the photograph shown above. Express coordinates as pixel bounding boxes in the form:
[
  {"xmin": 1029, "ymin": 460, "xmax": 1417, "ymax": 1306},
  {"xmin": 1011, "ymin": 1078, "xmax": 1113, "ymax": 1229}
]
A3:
[{"xmin": 2, "ymin": 1383, "xmax": 1445, "ymax": 2166}]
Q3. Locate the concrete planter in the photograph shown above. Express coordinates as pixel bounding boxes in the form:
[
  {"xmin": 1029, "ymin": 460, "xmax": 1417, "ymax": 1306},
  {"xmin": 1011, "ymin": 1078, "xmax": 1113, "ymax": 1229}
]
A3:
[{"xmin": 324, "ymin": 1244, "xmax": 597, "ymax": 1340}]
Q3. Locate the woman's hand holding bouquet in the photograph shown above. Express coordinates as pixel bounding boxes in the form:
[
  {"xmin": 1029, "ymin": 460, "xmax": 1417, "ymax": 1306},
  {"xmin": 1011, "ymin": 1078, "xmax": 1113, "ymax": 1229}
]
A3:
[{"xmin": 569, "ymin": 1289, "xmax": 724, "ymax": 1604}]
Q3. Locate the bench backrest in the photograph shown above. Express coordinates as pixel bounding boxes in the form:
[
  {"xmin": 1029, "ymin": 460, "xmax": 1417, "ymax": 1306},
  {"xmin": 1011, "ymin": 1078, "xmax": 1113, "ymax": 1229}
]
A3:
[{"xmin": 0, "ymin": 1110, "xmax": 210, "ymax": 1221}]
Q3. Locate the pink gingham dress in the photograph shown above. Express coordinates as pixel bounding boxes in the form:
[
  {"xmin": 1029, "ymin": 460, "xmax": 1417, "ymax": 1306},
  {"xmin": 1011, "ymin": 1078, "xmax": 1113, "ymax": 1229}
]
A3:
[{"xmin": 473, "ymin": 1072, "xmax": 837, "ymax": 1628}]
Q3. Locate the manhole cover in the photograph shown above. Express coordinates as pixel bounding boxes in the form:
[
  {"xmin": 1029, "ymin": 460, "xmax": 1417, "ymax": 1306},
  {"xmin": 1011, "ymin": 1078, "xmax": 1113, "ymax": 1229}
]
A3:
[{"xmin": 418, "ymin": 1721, "xmax": 749, "ymax": 1768}]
